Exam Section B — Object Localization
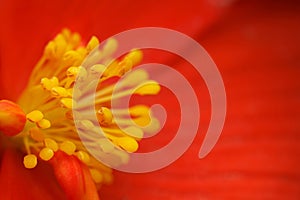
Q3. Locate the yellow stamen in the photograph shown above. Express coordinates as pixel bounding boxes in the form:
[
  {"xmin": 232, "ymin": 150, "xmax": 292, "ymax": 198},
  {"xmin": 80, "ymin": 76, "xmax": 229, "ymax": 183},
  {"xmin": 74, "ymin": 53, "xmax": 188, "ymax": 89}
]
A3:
[
  {"xmin": 86, "ymin": 36, "xmax": 99, "ymax": 53},
  {"xmin": 115, "ymin": 137, "xmax": 138, "ymax": 153},
  {"xmin": 63, "ymin": 50, "xmax": 82, "ymax": 66},
  {"xmin": 7, "ymin": 29, "xmax": 161, "ymax": 188},
  {"xmin": 44, "ymin": 138, "xmax": 59, "ymax": 152},
  {"xmin": 37, "ymin": 119, "xmax": 51, "ymax": 129},
  {"xmin": 60, "ymin": 98, "xmax": 75, "ymax": 109},
  {"xmin": 124, "ymin": 49, "xmax": 143, "ymax": 66},
  {"xmin": 78, "ymin": 119, "xmax": 95, "ymax": 130},
  {"xmin": 67, "ymin": 66, "xmax": 80, "ymax": 78},
  {"xmin": 26, "ymin": 110, "xmax": 44, "ymax": 122},
  {"xmin": 51, "ymin": 86, "xmax": 69, "ymax": 98},
  {"xmin": 90, "ymin": 169, "xmax": 103, "ymax": 184},
  {"xmin": 59, "ymin": 140, "xmax": 76, "ymax": 155},
  {"xmin": 23, "ymin": 154, "xmax": 38, "ymax": 169},
  {"xmin": 90, "ymin": 64, "xmax": 106, "ymax": 76},
  {"xmin": 97, "ymin": 107, "xmax": 113, "ymax": 125},
  {"xmin": 39, "ymin": 147, "xmax": 54, "ymax": 161},
  {"xmin": 134, "ymin": 81, "xmax": 161, "ymax": 95},
  {"xmin": 41, "ymin": 77, "xmax": 59, "ymax": 91},
  {"xmin": 75, "ymin": 151, "xmax": 91, "ymax": 164}
]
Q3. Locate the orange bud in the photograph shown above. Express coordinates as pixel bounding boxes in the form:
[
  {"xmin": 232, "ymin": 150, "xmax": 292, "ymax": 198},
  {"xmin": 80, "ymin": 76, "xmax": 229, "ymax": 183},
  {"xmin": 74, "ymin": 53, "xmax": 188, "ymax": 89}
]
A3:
[{"xmin": 0, "ymin": 100, "xmax": 26, "ymax": 136}]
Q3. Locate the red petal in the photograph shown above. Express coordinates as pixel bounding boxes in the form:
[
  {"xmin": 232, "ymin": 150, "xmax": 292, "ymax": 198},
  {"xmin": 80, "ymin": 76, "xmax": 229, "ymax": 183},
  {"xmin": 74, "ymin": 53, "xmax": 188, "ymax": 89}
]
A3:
[
  {"xmin": 0, "ymin": 148, "xmax": 66, "ymax": 199},
  {"xmin": 50, "ymin": 151, "xmax": 99, "ymax": 200},
  {"xmin": 100, "ymin": 0, "xmax": 300, "ymax": 199},
  {"xmin": 0, "ymin": 0, "xmax": 229, "ymax": 100}
]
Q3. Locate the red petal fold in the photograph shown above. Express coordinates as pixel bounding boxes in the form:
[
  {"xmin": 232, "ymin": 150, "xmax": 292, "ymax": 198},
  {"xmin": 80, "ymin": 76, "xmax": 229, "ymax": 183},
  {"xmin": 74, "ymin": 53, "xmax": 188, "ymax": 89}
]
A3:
[
  {"xmin": 50, "ymin": 151, "xmax": 99, "ymax": 200},
  {"xmin": 0, "ymin": 148, "xmax": 66, "ymax": 200}
]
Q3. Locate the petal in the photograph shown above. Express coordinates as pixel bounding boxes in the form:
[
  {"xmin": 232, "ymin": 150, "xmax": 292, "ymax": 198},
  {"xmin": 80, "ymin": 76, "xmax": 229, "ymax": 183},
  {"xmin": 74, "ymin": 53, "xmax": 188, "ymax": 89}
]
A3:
[
  {"xmin": 0, "ymin": 148, "xmax": 66, "ymax": 199},
  {"xmin": 100, "ymin": 0, "xmax": 300, "ymax": 199},
  {"xmin": 0, "ymin": 0, "xmax": 230, "ymax": 100},
  {"xmin": 50, "ymin": 151, "xmax": 99, "ymax": 200}
]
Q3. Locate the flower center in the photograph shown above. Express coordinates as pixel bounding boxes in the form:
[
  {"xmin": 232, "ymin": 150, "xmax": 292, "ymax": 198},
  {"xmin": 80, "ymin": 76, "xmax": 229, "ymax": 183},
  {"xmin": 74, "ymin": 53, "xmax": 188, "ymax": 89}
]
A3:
[{"xmin": 1, "ymin": 29, "xmax": 160, "ymax": 186}]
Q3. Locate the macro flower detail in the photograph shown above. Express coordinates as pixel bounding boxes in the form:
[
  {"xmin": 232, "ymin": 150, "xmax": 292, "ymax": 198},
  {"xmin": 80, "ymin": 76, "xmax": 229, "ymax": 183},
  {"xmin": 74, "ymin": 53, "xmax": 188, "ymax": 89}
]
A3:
[{"xmin": 0, "ymin": 29, "xmax": 160, "ymax": 198}]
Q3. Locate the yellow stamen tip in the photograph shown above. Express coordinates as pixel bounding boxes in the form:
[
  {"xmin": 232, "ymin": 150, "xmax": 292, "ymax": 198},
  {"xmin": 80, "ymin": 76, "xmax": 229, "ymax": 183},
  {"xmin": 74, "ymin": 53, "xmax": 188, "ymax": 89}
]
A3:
[
  {"xmin": 103, "ymin": 38, "xmax": 118, "ymax": 56},
  {"xmin": 124, "ymin": 126, "xmax": 144, "ymax": 139},
  {"xmin": 23, "ymin": 154, "xmax": 38, "ymax": 169},
  {"xmin": 97, "ymin": 107, "xmax": 113, "ymax": 125},
  {"xmin": 129, "ymin": 105, "xmax": 150, "ymax": 117},
  {"xmin": 63, "ymin": 50, "xmax": 82, "ymax": 66},
  {"xmin": 86, "ymin": 36, "xmax": 99, "ymax": 53},
  {"xmin": 90, "ymin": 64, "xmax": 106, "ymax": 75},
  {"xmin": 125, "ymin": 49, "xmax": 143, "ymax": 66},
  {"xmin": 39, "ymin": 147, "xmax": 54, "ymax": 161},
  {"xmin": 26, "ymin": 110, "xmax": 44, "ymax": 122},
  {"xmin": 51, "ymin": 86, "xmax": 69, "ymax": 98},
  {"xmin": 44, "ymin": 138, "xmax": 59, "ymax": 152},
  {"xmin": 41, "ymin": 77, "xmax": 59, "ymax": 91},
  {"xmin": 44, "ymin": 41, "xmax": 56, "ymax": 59},
  {"xmin": 78, "ymin": 120, "xmax": 95, "ymax": 130},
  {"xmin": 37, "ymin": 119, "xmax": 51, "ymax": 129},
  {"xmin": 117, "ymin": 59, "xmax": 133, "ymax": 75},
  {"xmin": 90, "ymin": 169, "xmax": 103, "ymax": 184},
  {"xmin": 67, "ymin": 66, "xmax": 79, "ymax": 78},
  {"xmin": 133, "ymin": 115, "xmax": 151, "ymax": 127},
  {"xmin": 60, "ymin": 141, "xmax": 76, "ymax": 155},
  {"xmin": 60, "ymin": 98, "xmax": 75, "ymax": 109},
  {"xmin": 75, "ymin": 151, "xmax": 90, "ymax": 164},
  {"xmin": 98, "ymin": 139, "xmax": 114, "ymax": 153},
  {"xmin": 117, "ymin": 137, "xmax": 139, "ymax": 153},
  {"xmin": 77, "ymin": 66, "xmax": 88, "ymax": 82},
  {"xmin": 134, "ymin": 81, "xmax": 161, "ymax": 95}
]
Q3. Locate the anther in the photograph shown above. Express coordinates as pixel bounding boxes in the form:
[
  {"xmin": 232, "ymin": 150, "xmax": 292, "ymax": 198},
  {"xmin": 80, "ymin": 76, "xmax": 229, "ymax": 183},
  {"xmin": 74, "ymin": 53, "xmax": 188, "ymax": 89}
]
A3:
[
  {"xmin": 116, "ymin": 137, "xmax": 138, "ymax": 153},
  {"xmin": 41, "ymin": 77, "xmax": 59, "ymax": 91},
  {"xmin": 39, "ymin": 147, "xmax": 54, "ymax": 161},
  {"xmin": 23, "ymin": 154, "xmax": 38, "ymax": 169},
  {"xmin": 98, "ymin": 138, "xmax": 114, "ymax": 153},
  {"xmin": 124, "ymin": 49, "xmax": 143, "ymax": 66},
  {"xmin": 86, "ymin": 36, "xmax": 99, "ymax": 53},
  {"xmin": 67, "ymin": 66, "xmax": 79, "ymax": 78},
  {"xmin": 97, "ymin": 107, "xmax": 113, "ymax": 125},
  {"xmin": 76, "ymin": 66, "xmax": 87, "ymax": 82},
  {"xmin": 26, "ymin": 110, "xmax": 44, "ymax": 122},
  {"xmin": 60, "ymin": 98, "xmax": 75, "ymax": 109},
  {"xmin": 103, "ymin": 38, "xmax": 118, "ymax": 55},
  {"xmin": 59, "ymin": 141, "xmax": 76, "ymax": 155},
  {"xmin": 134, "ymin": 81, "xmax": 161, "ymax": 95},
  {"xmin": 90, "ymin": 169, "xmax": 103, "ymax": 184},
  {"xmin": 90, "ymin": 64, "xmax": 106, "ymax": 76},
  {"xmin": 78, "ymin": 120, "xmax": 94, "ymax": 130},
  {"xmin": 44, "ymin": 138, "xmax": 59, "ymax": 151},
  {"xmin": 123, "ymin": 126, "xmax": 144, "ymax": 139},
  {"xmin": 75, "ymin": 151, "xmax": 90, "ymax": 164},
  {"xmin": 37, "ymin": 119, "xmax": 51, "ymax": 129},
  {"xmin": 63, "ymin": 50, "xmax": 82, "ymax": 66},
  {"xmin": 51, "ymin": 86, "xmax": 69, "ymax": 97},
  {"xmin": 129, "ymin": 105, "xmax": 150, "ymax": 117}
]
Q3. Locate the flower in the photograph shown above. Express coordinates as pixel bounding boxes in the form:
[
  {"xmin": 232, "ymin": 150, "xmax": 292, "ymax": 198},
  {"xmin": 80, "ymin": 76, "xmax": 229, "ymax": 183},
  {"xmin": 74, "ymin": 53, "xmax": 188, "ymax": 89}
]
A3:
[
  {"xmin": 1, "ymin": 0, "xmax": 300, "ymax": 200},
  {"xmin": 0, "ymin": 27, "xmax": 161, "ymax": 199}
]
